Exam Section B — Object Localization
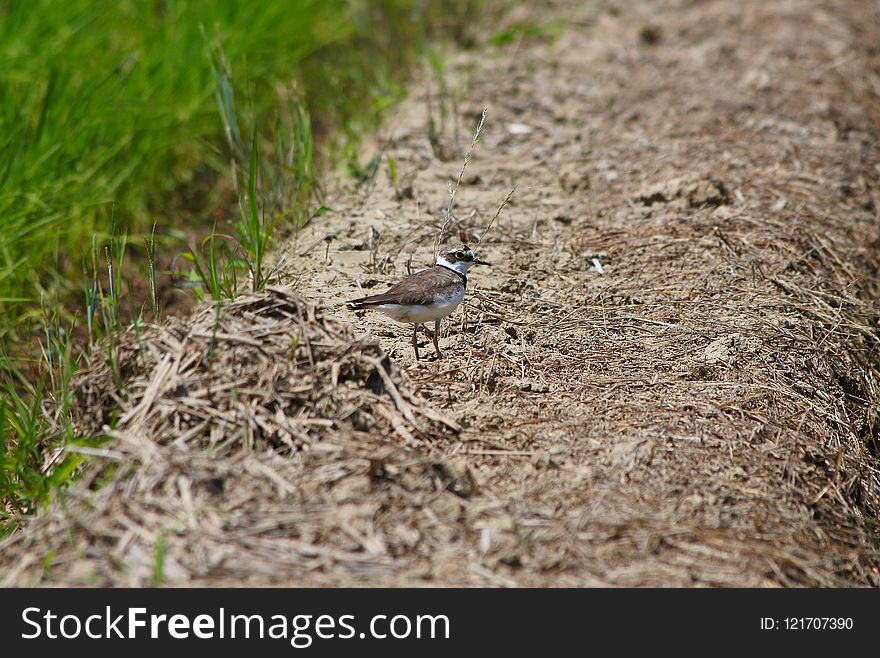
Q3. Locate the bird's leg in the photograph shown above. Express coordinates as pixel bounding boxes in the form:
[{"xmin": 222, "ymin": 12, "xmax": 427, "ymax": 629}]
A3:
[
  {"xmin": 432, "ymin": 319, "xmax": 442, "ymax": 359},
  {"xmin": 412, "ymin": 323, "xmax": 420, "ymax": 360}
]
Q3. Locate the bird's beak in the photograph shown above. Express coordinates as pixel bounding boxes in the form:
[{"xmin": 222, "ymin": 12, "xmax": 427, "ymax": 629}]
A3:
[{"xmin": 473, "ymin": 257, "xmax": 490, "ymax": 266}]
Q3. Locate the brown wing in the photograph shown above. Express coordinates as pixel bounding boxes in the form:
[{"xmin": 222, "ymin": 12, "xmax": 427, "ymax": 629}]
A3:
[{"xmin": 348, "ymin": 266, "xmax": 463, "ymax": 307}]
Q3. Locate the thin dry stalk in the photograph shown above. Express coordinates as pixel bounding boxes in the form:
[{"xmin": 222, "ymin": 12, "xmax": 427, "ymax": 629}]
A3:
[
  {"xmin": 435, "ymin": 107, "xmax": 488, "ymax": 258},
  {"xmin": 474, "ymin": 185, "xmax": 516, "ymax": 254}
]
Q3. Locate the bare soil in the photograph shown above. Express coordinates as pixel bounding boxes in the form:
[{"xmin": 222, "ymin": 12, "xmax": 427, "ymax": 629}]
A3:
[{"xmin": 3, "ymin": 0, "xmax": 880, "ymax": 587}]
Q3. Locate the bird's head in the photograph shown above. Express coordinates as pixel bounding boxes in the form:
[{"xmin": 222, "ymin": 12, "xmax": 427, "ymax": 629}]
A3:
[{"xmin": 436, "ymin": 244, "xmax": 489, "ymax": 275}]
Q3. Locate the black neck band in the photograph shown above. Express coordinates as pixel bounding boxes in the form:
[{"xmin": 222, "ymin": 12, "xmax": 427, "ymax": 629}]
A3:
[{"xmin": 437, "ymin": 262, "xmax": 467, "ymax": 284}]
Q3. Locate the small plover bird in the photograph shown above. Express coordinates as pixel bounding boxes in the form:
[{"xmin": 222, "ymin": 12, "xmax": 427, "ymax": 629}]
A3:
[{"xmin": 347, "ymin": 244, "xmax": 489, "ymax": 360}]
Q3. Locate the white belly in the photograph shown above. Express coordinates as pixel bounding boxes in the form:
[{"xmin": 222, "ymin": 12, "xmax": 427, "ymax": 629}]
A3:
[{"xmin": 376, "ymin": 288, "xmax": 464, "ymax": 324}]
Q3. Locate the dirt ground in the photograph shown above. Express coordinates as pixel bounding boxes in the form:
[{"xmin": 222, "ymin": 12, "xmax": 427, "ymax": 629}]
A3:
[{"xmin": 3, "ymin": 0, "xmax": 880, "ymax": 586}]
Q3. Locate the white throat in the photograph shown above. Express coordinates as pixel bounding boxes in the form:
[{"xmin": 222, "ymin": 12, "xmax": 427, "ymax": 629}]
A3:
[{"xmin": 436, "ymin": 255, "xmax": 470, "ymax": 277}]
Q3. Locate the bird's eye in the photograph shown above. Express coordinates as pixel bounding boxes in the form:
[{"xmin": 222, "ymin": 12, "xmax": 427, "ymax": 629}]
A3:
[{"xmin": 455, "ymin": 251, "xmax": 465, "ymax": 259}]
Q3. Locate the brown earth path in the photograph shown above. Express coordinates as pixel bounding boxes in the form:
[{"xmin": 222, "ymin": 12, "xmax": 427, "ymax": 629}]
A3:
[
  {"xmin": 2, "ymin": 0, "xmax": 880, "ymax": 587},
  {"xmin": 278, "ymin": 0, "xmax": 880, "ymax": 586}
]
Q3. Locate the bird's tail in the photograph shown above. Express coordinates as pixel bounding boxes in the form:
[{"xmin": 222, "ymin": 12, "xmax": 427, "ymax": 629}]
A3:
[{"xmin": 346, "ymin": 296, "xmax": 382, "ymax": 310}]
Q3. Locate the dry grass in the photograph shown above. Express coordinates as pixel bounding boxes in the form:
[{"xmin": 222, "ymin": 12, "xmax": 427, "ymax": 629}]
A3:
[{"xmin": 1, "ymin": 289, "xmax": 481, "ymax": 585}]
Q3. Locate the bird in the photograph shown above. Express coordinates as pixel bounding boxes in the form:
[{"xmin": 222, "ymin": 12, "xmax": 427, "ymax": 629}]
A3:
[{"xmin": 347, "ymin": 244, "xmax": 490, "ymax": 360}]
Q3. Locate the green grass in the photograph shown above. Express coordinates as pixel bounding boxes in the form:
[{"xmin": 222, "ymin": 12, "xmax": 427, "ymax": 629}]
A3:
[
  {"xmin": 0, "ymin": 0, "xmax": 485, "ymax": 335},
  {"xmin": 0, "ymin": 358, "xmax": 84, "ymax": 536},
  {"xmin": 0, "ymin": 0, "xmax": 491, "ymax": 534}
]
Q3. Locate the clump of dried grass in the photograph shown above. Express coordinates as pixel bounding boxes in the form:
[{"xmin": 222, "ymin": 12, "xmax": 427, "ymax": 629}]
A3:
[
  {"xmin": 72, "ymin": 286, "xmax": 457, "ymax": 451},
  {"xmin": 0, "ymin": 288, "xmax": 486, "ymax": 586}
]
